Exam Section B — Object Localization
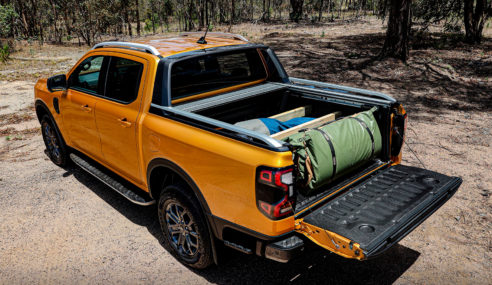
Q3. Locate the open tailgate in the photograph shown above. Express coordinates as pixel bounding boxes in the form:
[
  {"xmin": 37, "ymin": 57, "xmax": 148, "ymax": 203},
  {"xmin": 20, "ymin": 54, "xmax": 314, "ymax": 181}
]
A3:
[{"xmin": 294, "ymin": 164, "xmax": 462, "ymax": 260}]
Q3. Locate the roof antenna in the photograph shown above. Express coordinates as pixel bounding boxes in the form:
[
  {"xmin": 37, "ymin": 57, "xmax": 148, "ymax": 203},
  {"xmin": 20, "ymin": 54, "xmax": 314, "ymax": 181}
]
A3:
[{"xmin": 197, "ymin": 25, "xmax": 209, "ymax": 44}]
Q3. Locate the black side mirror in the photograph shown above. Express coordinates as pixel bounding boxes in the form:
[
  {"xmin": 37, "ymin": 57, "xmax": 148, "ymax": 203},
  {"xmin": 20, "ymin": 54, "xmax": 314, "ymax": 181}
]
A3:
[{"xmin": 47, "ymin": 74, "xmax": 67, "ymax": 92}]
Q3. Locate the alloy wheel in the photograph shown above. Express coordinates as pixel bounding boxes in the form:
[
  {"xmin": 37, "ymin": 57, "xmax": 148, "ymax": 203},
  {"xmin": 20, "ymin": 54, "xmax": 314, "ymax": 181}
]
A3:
[{"xmin": 165, "ymin": 202, "xmax": 200, "ymax": 257}]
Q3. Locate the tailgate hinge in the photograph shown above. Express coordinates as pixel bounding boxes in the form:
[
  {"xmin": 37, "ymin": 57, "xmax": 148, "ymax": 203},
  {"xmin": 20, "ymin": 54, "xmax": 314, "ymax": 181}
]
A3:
[{"xmin": 295, "ymin": 219, "xmax": 365, "ymax": 260}]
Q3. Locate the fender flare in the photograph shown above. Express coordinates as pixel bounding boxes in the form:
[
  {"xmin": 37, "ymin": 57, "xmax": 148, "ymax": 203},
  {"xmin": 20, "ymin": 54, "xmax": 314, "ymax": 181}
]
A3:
[
  {"xmin": 147, "ymin": 158, "xmax": 212, "ymax": 214},
  {"xmin": 35, "ymin": 99, "xmax": 52, "ymax": 123},
  {"xmin": 35, "ymin": 99, "xmax": 68, "ymax": 146}
]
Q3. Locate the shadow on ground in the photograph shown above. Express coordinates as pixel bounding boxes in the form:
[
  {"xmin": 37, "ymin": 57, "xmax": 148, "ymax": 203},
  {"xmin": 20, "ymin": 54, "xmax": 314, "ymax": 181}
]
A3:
[
  {"xmin": 263, "ymin": 31, "xmax": 492, "ymax": 114},
  {"xmin": 64, "ymin": 166, "xmax": 420, "ymax": 285}
]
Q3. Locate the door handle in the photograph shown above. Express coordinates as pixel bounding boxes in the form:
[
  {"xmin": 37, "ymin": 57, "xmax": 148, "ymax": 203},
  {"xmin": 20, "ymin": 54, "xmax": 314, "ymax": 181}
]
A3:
[
  {"xmin": 117, "ymin": 117, "xmax": 132, "ymax": 128},
  {"xmin": 80, "ymin": 104, "xmax": 92, "ymax": 112}
]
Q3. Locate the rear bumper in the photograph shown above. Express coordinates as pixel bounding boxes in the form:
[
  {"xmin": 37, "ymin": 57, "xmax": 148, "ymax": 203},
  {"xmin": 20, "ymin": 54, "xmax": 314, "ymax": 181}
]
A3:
[
  {"xmin": 264, "ymin": 235, "xmax": 305, "ymax": 263},
  {"xmin": 363, "ymin": 177, "xmax": 462, "ymax": 258}
]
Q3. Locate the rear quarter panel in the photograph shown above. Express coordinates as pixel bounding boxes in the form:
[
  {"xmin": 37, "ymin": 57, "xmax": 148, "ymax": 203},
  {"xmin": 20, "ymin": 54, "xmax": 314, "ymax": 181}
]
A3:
[{"xmin": 141, "ymin": 113, "xmax": 296, "ymax": 237}]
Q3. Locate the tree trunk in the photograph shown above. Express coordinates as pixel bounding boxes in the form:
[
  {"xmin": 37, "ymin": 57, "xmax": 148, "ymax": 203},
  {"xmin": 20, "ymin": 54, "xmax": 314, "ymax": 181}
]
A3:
[
  {"xmin": 229, "ymin": 0, "xmax": 234, "ymax": 31},
  {"xmin": 380, "ymin": 0, "xmax": 412, "ymax": 62},
  {"xmin": 262, "ymin": 0, "xmax": 266, "ymax": 20},
  {"xmin": 187, "ymin": 1, "xmax": 194, "ymax": 31},
  {"xmin": 250, "ymin": 0, "xmax": 254, "ymax": 20},
  {"xmin": 199, "ymin": 0, "xmax": 205, "ymax": 29},
  {"xmin": 318, "ymin": 0, "xmax": 323, "ymax": 21},
  {"xmin": 289, "ymin": 0, "xmax": 303, "ymax": 22},
  {"xmin": 219, "ymin": 0, "xmax": 226, "ymax": 23},
  {"xmin": 464, "ymin": 0, "xmax": 489, "ymax": 44},
  {"xmin": 205, "ymin": 0, "xmax": 209, "ymax": 27},
  {"xmin": 48, "ymin": 0, "xmax": 62, "ymax": 43},
  {"xmin": 327, "ymin": 0, "xmax": 332, "ymax": 20},
  {"xmin": 124, "ymin": 4, "xmax": 133, "ymax": 37},
  {"xmin": 135, "ymin": 0, "xmax": 141, "ymax": 36},
  {"xmin": 63, "ymin": 9, "xmax": 72, "ymax": 36}
]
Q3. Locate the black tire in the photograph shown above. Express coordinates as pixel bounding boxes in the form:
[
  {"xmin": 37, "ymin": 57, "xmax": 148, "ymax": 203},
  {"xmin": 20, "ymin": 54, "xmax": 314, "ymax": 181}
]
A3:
[
  {"xmin": 41, "ymin": 114, "xmax": 69, "ymax": 167},
  {"xmin": 158, "ymin": 184, "xmax": 213, "ymax": 269}
]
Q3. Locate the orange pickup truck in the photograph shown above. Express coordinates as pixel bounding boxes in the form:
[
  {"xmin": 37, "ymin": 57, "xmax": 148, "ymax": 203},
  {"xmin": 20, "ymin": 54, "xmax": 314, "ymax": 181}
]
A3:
[{"xmin": 34, "ymin": 33, "xmax": 462, "ymax": 269}]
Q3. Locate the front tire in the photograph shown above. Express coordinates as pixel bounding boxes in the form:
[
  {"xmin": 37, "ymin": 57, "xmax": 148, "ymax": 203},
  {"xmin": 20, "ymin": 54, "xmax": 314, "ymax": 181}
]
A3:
[
  {"xmin": 158, "ymin": 185, "xmax": 213, "ymax": 269},
  {"xmin": 41, "ymin": 114, "xmax": 68, "ymax": 167}
]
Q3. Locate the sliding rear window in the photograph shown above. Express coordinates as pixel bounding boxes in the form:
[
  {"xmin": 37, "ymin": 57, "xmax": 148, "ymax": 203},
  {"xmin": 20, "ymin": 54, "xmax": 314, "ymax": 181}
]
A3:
[{"xmin": 170, "ymin": 49, "xmax": 267, "ymax": 101}]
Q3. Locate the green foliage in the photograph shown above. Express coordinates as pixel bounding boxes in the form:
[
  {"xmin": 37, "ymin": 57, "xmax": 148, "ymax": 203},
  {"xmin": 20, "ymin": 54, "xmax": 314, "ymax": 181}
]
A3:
[
  {"xmin": 412, "ymin": 0, "xmax": 463, "ymax": 30},
  {"xmin": 0, "ymin": 44, "xmax": 11, "ymax": 63},
  {"xmin": 2, "ymin": 0, "xmax": 488, "ymax": 47},
  {"xmin": 144, "ymin": 18, "xmax": 155, "ymax": 32},
  {"xmin": 0, "ymin": 4, "xmax": 17, "ymax": 38}
]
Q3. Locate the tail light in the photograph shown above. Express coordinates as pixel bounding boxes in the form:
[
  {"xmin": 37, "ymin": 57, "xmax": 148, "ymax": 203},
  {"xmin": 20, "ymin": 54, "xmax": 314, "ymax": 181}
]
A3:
[{"xmin": 256, "ymin": 166, "xmax": 295, "ymax": 220}]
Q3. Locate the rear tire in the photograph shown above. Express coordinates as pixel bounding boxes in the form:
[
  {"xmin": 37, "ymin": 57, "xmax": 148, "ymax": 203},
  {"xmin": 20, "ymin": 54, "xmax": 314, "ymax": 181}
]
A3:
[
  {"xmin": 41, "ymin": 114, "xmax": 69, "ymax": 167},
  {"xmin": 158, "ymin": 184, "xmax": 213, "ymax": 269}
]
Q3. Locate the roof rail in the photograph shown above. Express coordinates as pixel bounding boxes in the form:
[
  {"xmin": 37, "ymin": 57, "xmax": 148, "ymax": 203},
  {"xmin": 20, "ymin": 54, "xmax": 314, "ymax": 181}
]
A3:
[
  {"xmin": 180, "ymin": 32, "xmax": 248, "ymax": 42},
  {"xmin": 92, "ymin": 41, "xmax": 161, "ymax": 57}
]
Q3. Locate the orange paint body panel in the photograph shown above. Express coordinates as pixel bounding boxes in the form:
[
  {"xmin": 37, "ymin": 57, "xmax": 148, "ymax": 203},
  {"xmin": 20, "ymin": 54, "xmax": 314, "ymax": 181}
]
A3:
[{"xmin": 141, "ymin": 114, "xmax": 295, "ymax": 236}]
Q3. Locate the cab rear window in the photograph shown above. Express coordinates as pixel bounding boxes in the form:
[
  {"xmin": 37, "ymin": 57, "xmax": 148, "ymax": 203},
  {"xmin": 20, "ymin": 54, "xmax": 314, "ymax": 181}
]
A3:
[{"xmin": 170, "ymin": 49, "xmax": 267, "ymax": 100}]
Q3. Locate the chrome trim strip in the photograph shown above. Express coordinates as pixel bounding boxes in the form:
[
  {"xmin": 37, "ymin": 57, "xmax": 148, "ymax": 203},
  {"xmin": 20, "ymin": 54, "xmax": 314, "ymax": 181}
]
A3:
[
  {"xmin": 289, "ymin": 77, "xmax": 396, "ymax": 103},
  {"xmin": 150, "ymin": 103, "xmax": 285, "ymax": 148},
  {"xmin": 92, "ymin": 41, "xmax": 161, "ymax": 56}
]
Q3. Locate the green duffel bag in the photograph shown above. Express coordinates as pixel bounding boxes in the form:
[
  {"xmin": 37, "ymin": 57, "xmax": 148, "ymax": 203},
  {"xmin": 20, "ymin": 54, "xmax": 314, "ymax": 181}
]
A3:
[{"xmin": 283, "ymin": 107, "xmax": 382, "ymax": 195}]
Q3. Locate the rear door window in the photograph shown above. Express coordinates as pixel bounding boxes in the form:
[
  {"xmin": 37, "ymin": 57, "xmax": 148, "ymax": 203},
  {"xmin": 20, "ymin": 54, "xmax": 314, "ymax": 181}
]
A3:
[
  {"xmin": 170, "ymin": 49, "xmax": 267, "ymax": 100},
  {"xmin": 104, "ymin": 57, "xmax": 144, "ymax": 104}
]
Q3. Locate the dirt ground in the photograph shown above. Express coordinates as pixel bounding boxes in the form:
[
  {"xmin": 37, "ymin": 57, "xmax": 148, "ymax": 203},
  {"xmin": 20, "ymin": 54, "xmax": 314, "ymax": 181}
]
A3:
[{"xmin": 1, "ymin": 18, "xmax": 491, "ymax": 284}]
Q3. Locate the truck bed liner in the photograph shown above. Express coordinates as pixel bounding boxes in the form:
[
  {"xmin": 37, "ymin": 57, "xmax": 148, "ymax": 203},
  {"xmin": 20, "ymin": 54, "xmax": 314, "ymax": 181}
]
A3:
[{"xmin": 302, "ymin": 164, "xmax": 462, "ymax": 257}]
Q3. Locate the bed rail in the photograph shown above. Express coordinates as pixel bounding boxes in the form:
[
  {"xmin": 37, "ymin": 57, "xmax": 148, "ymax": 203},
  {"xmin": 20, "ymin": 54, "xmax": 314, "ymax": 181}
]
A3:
[
  {"xmin": 289, "ymin": 77, "xmax": 396, "ymax": 103},
  {"xmin": 150, "ymin": 103, "xmax": 285, "ymax": 149}
]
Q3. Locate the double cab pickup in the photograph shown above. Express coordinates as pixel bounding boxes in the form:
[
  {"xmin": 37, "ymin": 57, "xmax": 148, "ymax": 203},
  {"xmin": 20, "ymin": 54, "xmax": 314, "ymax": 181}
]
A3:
[{"xmin": 34, "ymin": 33, "xmax": 462, "ymax": 268}]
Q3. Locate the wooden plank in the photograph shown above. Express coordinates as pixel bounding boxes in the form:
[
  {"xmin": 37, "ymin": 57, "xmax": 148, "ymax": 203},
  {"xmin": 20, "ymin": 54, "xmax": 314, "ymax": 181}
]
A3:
[
  {"xmin": 271, "ymin": 111, "xmax": 341, "ymax": 140},
  {"xmin": 269, "ymin": 105, "xmax": 312, "ymax": 122}
]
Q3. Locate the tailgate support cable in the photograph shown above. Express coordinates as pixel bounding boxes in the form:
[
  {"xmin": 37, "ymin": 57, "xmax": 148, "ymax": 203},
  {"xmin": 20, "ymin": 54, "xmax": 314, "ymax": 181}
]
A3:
[{"xmin": 396, "ymin": 128, "xmax": 427, "ymax": 169}]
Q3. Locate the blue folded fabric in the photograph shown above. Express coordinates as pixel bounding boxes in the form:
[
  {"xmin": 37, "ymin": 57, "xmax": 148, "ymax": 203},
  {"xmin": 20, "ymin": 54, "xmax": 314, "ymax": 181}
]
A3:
[{"xmin": 259, "ymin": 117, "xmax": 315, "ymax": 135}]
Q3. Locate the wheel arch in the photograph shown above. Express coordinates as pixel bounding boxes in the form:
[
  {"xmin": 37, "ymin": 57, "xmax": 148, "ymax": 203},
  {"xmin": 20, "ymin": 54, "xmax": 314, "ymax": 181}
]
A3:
[
  {"xmin": 147, "ymin": 157, "xmax": 218, "ymax": 264},
  {"xmin": 35, "ymin": 99, "xmax": 68, "ymax": 147},
  {"xmin": 147, "ymin": 158, "xmax": 211, "ymax": 214},
  {"xmin": 35, "ymin": 99, "xmax": 51, "ymax": 123}
]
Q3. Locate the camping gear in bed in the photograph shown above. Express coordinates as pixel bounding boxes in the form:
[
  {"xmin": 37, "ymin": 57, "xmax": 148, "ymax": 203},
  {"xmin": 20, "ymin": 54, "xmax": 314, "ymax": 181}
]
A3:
[
  {"xmin": 283, "ymin": 107, "xmax": 381, "ymax": 195},
  {"xmin": 235, "ymin": 117, "xmax": 315, "ymax": 135}
]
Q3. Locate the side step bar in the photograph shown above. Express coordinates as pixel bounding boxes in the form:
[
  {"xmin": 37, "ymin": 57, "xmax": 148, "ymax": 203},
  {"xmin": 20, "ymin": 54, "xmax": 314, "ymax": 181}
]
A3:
[{"xmin": 70, "ymin": 153, "xmax": 155, "ymax": 206}]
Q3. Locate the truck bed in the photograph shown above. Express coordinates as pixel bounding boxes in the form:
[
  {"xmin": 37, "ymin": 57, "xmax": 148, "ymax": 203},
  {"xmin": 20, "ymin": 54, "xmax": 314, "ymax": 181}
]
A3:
[{"xmin": 169, "ymin": 80, "xmax": 396, "ymax": 203}]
